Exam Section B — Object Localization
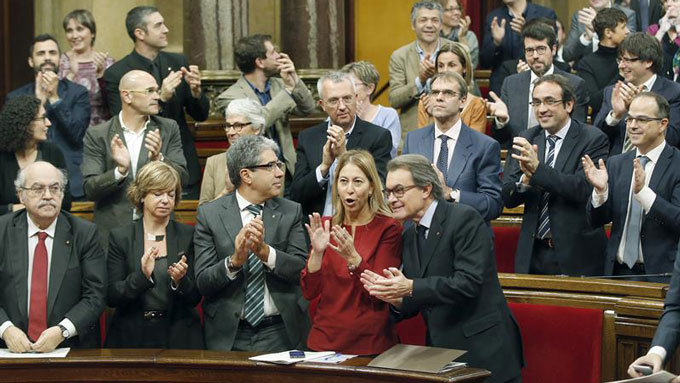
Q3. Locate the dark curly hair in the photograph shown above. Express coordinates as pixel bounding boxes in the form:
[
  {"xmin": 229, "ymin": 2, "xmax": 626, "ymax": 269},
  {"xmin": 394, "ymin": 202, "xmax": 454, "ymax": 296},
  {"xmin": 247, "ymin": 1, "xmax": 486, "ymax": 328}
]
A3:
[{"xmin": 0, "ymin": 95, "xmax": 42, "ymax": 152}]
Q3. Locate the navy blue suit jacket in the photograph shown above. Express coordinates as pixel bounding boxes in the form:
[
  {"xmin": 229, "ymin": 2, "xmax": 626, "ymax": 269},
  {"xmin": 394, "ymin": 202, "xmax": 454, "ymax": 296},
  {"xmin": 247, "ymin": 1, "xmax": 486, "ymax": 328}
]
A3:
[
  {"xmin": 403, "ymin": 123, "xmax": 503, "ymax": 221},
  {"xmin": 7, "ymin": 80, "xmax": 90, "ymax": 198},
  {"xmin": 587, "ymin": 144, "xmax": 680, "ymax": 281},
  {"xmin": 593, "ymin": 76, "xmax": 680, "ymax": 156}
]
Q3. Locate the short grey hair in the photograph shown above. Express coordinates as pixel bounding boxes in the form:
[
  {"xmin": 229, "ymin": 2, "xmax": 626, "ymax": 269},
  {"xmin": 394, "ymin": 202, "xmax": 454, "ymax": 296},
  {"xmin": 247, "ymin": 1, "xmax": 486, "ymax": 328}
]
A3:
[
  {"xmin": 316, "ymin": 71, "xmax": 356, "ymax": 100},
  {"xmin": 14, "ymin": 164, "xmax": 68, "ymax": 191},
  {"xmin": 227, "ymin": 135, "xmax": 280, "ymax": 189},
  {"xmin": 225, "ymin": 98, "xmax": 266, "ymax": 135},
  {"xmin": 387, "ymin": 154, "xmax": 444, "ymax": 200},
  {"xmin": 411, "ymin": 1, "xmax": 443, "ymax": 25}
]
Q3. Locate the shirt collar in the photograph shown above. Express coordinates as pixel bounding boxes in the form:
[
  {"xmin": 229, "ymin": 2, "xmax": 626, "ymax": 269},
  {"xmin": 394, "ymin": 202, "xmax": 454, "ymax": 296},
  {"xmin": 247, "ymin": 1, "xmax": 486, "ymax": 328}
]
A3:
[
  {"xmin": 544, "ymin": 118, "xmax": 572, "ymax": 140},
  {"xmin": 244, "ymin": 76, "xmax": 271, "ymax": 95},
  {"xmin": 642, "ymin": 74, "xmax": 657, "ymax": 92},
  {"xmin": 434, "ymin": 118, "xmax": 462, "ymax": 141},
  {"xmin": 530, "ymin": 65, "xmax": 555, "ymax": 83},
  {"xmin": 418, "ymin": 199, "xmax": 439, "ymax": 230},
  {"xmin": 118, "ymin": 113, "xmax": 150, "ymax": 136},
  {"xmin": 235, "ymin": 190, "xmax": 264, "ymax": 212},
  {"xmin": 415, "ymin": 39, "xmax": 441, "ymax": 62},
  {"xmin": 636, "ymin": 140, "xmax": 666, "ymax": 164},
  {"xmin": 131, "ymin": 49, "xmax": 160, "ymax": 67},
  {"xmin": 27, "ymin": 214, "xmax": 58, "ymax": 239}
]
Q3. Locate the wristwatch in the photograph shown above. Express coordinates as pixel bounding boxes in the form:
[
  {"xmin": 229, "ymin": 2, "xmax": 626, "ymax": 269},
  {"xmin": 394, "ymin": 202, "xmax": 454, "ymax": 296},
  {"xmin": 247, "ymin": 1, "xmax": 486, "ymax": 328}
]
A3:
[
  {"xmin": 227, "ymin": 256, "xmax": 242, "ymax": 272},
  {"xmin": 58, "ymin": 324, "xmax": 70, "ymax": 339}
]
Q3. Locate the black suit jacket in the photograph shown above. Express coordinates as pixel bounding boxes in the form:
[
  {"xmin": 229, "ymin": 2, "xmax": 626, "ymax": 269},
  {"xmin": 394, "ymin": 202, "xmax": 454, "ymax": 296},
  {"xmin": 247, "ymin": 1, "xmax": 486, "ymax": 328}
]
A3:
[
  {"xmin": 0, "ymin": 211, "xmax": 106, "ymax": 348},
  {"xmin": 103, "ymin": 50, "xmax": 210, "ymax": 187},
  {"xmin": 587, "ymin": 144, "xmax": 680, "ymax": 281},
  {"xmin": 489, "ymin": 57, "xmax": 571, "ymax": 99},
  {"xmin": 502, "ymin": 120, "xmax": 609, "ymax": 275},
  {"xmin": 398, "ymin": 201, "xmax": 523, "ymax": 383},
  {"xmin": 651, "ymin": 252, "xmax": 680, "ymax": 360},
  {"xmin": 630, "ymin": 0, "xmax": 664, "ymax": 31},
  {"xmin": 289, "ymin": 117, "xmax": 392, "ymax": 217},
  {"xmin": 105, "ymin": 219, "xmax": 203, "ymax": 349}
]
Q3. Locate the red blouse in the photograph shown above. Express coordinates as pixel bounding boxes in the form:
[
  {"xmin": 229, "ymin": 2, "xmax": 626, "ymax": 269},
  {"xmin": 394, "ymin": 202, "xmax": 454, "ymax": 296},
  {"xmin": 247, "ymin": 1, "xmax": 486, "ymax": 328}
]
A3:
[{"xmin": 300, "ymin": 214, "xmax": 402, "ymax": 355}]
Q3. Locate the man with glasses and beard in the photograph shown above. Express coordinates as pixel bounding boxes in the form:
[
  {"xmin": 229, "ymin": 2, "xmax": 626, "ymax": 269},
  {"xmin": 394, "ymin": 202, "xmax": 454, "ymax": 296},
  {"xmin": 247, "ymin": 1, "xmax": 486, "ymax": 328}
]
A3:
[{"xmin": 7, "ymin": 34, "xmax": 91, "ymax": 200}]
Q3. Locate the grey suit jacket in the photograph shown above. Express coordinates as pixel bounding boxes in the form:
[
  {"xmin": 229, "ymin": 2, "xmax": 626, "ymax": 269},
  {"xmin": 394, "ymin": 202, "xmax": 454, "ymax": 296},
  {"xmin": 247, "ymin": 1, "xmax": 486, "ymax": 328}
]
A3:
[
  {"xmin": 81, "ymin": 115, "xmax": 188, "ymax": 246},
  {"xmin": 0, "ymin": 211, "xmax": 106, "ymax": 348},
  {"xmin": 563, "ymin": 5, "xmax": 637, "ymax": 63},
  {"xmin": 498, "ymin": 68, "xmax": 589, "ymax": 148},
  {"xmin": 215, "ymin": 76, "xmax": 316, "ymax": 175},
  {"xmin": 193, "ymin": 193, "xmax": 309, "ymax": 351}
]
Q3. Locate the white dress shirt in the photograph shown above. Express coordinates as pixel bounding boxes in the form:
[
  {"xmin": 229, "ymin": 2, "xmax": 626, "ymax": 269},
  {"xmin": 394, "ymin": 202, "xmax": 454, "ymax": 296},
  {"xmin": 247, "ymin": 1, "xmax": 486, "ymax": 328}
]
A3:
[{"xmin": 114, "ymin": 112, "xmax": 151, "ymax": 180}]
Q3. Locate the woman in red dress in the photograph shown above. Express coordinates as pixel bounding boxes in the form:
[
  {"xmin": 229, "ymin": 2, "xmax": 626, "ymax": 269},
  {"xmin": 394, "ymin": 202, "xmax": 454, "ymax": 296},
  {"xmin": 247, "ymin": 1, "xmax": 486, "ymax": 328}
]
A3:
[{"xmin": 301, "ymin": 150, "xmax": 402, "ymax": 355}]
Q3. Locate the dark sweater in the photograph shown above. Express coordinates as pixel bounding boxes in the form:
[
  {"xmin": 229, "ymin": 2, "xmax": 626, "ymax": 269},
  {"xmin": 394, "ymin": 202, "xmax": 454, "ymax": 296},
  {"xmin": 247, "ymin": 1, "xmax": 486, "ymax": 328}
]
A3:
[{"xmin": 576, "ymin": 44, "xmax": 620, "ymax": 118}]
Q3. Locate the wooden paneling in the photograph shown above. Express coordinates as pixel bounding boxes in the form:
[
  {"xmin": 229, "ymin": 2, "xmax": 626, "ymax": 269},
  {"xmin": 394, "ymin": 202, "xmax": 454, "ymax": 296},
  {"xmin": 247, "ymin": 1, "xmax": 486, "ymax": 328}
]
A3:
[{"xmin": 0, "ymin": 0, "xmax": 34, "ymax": 104}]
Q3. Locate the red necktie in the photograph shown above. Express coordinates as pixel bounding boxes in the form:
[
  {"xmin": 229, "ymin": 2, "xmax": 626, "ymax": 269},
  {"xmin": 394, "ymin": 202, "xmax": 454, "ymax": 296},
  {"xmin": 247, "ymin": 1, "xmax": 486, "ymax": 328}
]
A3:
[{"xmin": 28, "ymin": 232, "xmax": 48, "ymax": 341}]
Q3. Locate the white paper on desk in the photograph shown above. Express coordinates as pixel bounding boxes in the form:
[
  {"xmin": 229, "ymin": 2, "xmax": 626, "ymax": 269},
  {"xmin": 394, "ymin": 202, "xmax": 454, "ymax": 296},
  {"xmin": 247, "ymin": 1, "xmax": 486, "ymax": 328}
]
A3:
[
  {"xmin": 0, "ymin": 348, "xmax": 70, "ymax": 358},
  {"xmin": 249, "ymin": 350, "xmax": 335, "ymax": 365},
  {"xmin": 303, "ymin": 353, "xmax": 357, "ymax": 364},
  {"xmin": 606, "ymin": 370, "xmax": 677, "ymax": 382}
]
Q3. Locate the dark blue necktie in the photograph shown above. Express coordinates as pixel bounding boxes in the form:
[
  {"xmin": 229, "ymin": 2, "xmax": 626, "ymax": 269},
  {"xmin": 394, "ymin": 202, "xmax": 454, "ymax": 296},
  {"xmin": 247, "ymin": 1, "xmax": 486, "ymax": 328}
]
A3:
[
  {"xmin": 536, "ymin": 135, "xmax": 560, "ymax": 239},
  {"xmin": 436, "ymin": 135, "xmax": 450, "ymax": 181}
]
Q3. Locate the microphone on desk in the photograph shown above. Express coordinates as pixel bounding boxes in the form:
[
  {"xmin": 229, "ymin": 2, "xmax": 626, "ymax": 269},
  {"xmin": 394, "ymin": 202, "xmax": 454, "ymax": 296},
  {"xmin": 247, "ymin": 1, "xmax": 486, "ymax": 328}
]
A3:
[{"xmin": 581, "ymin": 273, "xmax": 673, "ymax": 279}]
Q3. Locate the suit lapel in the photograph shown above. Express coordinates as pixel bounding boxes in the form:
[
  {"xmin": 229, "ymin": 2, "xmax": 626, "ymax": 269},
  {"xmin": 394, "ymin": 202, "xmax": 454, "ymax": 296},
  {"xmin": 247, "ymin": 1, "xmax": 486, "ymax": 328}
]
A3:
[
  {"xmin": 419, "ymin": 203, "xmax": 445, "ymax": 277},
  {"xmin": 518, "ymin": 72, "xmax": 531, "ymax": 131},
  {"xmin": 262, "ymin": 199, "xmax": 281, "ymax": 245},
  {"xmin": 404, "ymin": 228, "xmax": 420, "ymax": 276},
  {"xmin": 347, "ymin": 118, "xmax": 366, "ymax": 149},
  {"xmin": 533, "ymin": 130, "xmax": 546, "ymax": 166},
  {"xmin": 48, "ymin": 215, "xmax": 72, "ymax": 318},
  {"xmin": 219, "ymin": 194, "xmax": 243, "ymax": 244},
  {"xmin": 9, "ymin": 215, "xmax": 29, "ymax": 321},
  {"xmin": 133, "ymin": 220, "xmax": 144, "ymax": 270},
  {"xmin": 136, "ymin": 119, "xmax": 155, "ymax": 172},
  {"xmin": 420, "ymin": 125, "xmax": 435, "ymax": 162},
  {"xmin": 649, "ymin": 144, "xmax": 674, "ymax": 191},
  {"xmin": 619, "ymin": 151, "xmax": 636, "ymax": 207},
  {"xmin": 447, "ymin": 126, "xmax": 472, "ymax": 185},
  {"xmin": 554, "ymin": 121, "xmax": 580, "ymax": 172},
  {"xmin": 165, "ymin": 221, "xmax": 181, "ymax": 269}
]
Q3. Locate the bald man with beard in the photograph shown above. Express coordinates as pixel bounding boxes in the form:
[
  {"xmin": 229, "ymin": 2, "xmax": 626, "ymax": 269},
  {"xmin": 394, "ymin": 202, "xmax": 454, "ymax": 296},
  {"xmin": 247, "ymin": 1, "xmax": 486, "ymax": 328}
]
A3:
[{"xmin": 82, "ymin": 70, "xmax": 188, "ymax": 247}]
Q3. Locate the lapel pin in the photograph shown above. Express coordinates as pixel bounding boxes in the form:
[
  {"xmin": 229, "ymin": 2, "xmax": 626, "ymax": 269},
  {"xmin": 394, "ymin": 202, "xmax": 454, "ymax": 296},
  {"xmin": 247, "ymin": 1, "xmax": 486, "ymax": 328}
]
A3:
[
  {"xmin": 168, "ymin": 67, "xmax": 172, "ymax": 71},
  {"xmin": 436, "ymin": 232, "xmax": 440, "ymax": 236},
  {"xmin": 65, "ymin": 240, "xmax": 70, "ymax": 245}
]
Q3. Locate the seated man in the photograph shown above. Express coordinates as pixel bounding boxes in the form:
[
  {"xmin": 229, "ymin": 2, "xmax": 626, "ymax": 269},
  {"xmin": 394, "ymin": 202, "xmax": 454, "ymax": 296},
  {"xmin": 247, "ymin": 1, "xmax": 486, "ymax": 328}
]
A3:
[
  {"xmin": 82, "ymin": 70, "xmax": 188, "ymax": 247},
  {"xmin": 403, "ymin": 72, "xmax": 502, "ymax": 222},
  {"xmin": 194, "ymin": 135, "xmax": 309, "ymax": 352},
  {"xmin": 290, "ymin": 71, "xmax": 392, "ymax": 218},
  {"xmin": 7, "ymin": 34, "xmax": 90, "ymax": 200},
  {"xmin": 593, "ymin": 32, "xmax": 680, "ymax": 155},
  {"xmin": 362, "ymin": 154, "xmax": 523, "ymax": 383},
  {"xmin": 585, "ymin": 92, "xmax": 680, "ymax": 282},
  {"xmin": 502, "ymin": 74, "xmax": 609, "ymax": 276},
  {"xmin": 0, "ymin": 162, "xmax": 105, "ymax": 353}
]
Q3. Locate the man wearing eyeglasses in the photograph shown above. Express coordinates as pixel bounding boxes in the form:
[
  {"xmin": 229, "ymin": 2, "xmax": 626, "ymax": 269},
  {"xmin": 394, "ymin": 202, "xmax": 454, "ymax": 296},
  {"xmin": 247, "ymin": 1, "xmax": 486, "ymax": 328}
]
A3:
[
  {"xmin": 487, "ymin": 19, "xmax": 589, "ymax": 149},
  {"xmin": 593, "ymin": 32, "xmax": 680, "ymax": 156},
  {"xmin": 194, "ymin": 135, "xmax": 308, "ymax": 352},
  {"xmin": 503, "ymin": 74, "xmax": 609, "ymax": 276},
  {"xmin": 586, "ymin": 92, "xmax": 680, "ymax": 282},
  {"xmin": 82, "ymin": 70, "xmax": 188, "ymax": 247},
  {"xmin": 290, "ymin": 71, "xmax": 392, "ymax": 219},
  {"xmin": 403, "ymin": 72, "xmax": 503, "ymax": 222},
  {"xmin": 0, "ymin": 161, "xmax": 105, "ymax": 353}
]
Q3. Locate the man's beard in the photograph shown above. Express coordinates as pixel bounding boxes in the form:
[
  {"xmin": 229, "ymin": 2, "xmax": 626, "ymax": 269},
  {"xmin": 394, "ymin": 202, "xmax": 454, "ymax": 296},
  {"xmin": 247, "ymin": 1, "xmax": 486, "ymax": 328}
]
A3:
[{"xmin": 35, "ymin": 61, "xmax": 58, "ymax": 74}]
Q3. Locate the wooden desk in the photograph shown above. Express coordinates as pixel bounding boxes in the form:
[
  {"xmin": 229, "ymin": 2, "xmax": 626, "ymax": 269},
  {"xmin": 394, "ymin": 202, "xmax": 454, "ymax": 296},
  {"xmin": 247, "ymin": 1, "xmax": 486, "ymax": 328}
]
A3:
[{"xmin": 0, "ymin": 349, "xmax": 490, "ymax": 383}]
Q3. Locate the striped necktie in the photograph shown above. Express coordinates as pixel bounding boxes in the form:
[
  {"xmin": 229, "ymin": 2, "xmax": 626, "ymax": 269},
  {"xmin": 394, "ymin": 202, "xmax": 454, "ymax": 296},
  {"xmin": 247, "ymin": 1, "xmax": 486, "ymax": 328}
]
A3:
[
  {"xmin": 244, "ymin": 204, "xmax": 265, "ymax": 326},
  {"xmin": 536, "ymin": 135, "xmax": 560, "ymax": 239}
]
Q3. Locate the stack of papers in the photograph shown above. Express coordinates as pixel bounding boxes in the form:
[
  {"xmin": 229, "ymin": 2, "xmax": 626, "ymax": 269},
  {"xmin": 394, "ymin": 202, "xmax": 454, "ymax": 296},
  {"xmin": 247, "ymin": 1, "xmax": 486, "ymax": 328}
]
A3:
[
  {"xmin": 0, "ymin": 348, "xmax": 70, "ymax": 358},
  {"xmin": 368, "ymin": 344, "xmax": 467, "ymax": 373},
  {"xmin": 606, "ymin": 371, "xmax": 677, "ymax": 382},
  {"xmin": 249, "ymin": 350, "xmax": 335, "ymax": 365}
]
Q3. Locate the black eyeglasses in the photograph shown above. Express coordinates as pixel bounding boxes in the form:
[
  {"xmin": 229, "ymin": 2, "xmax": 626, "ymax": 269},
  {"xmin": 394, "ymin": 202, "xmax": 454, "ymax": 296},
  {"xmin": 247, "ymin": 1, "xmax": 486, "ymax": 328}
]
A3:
[
  {"xmin": 529, "ymin": 98, "xmax": 565, "ymax": 107},
  {"xmin": 430, "ymin": 89, "xmax": 462, "ymax": 98},
  {"xmin": 625, "ymin": 115, "xmax": 665, "ymax": 124},
  {"xmin": 524, "ymin": 46, "xmax": 549, "ymax": 56},
  {"xmin": 616, "ymin": 56, "xmax": 641, "ymax": 65},
  {"xmin": 246, "ymin": 161, "xmax": 285, "ymax": 172},
  {"xmin": 383, "ymin": 185, "xmax": 418, "ymax": 199},
  {"xmin": 224, "ymin": 122, "xmax": 252, "ymax": 132}
]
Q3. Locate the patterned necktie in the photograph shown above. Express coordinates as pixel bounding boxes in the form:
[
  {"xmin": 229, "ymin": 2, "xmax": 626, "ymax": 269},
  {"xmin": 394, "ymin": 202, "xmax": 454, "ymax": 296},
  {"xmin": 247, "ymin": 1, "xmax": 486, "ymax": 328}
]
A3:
[
  {"xmin": 28, "ymin": 232, "xmax": 48, "ymax": 341},
  {"xmin": 436, "ymin": 135, "xmax": 450, "ymax": 180},
  {"xmin": 244, "ymin": 204, "xmax": 265, "ymax": 327},
  {"xmin": 623, "ymin": 155, "xmax": 651, "ymax": 268},
  {"xmin": 623, "ymin": 86, "xmax": 649, "ymax": 153},
  {"xmin": 536, "ymin": 135, "xmax": 560, "ymax": 239}
]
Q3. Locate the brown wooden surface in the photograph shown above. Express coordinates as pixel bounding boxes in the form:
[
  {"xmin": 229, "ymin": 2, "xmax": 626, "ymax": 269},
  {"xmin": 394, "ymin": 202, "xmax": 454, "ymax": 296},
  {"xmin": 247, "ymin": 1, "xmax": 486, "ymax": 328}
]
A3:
[{"xmin": 0, "ymin": 349, "xmax": 490, "ymax": 383}]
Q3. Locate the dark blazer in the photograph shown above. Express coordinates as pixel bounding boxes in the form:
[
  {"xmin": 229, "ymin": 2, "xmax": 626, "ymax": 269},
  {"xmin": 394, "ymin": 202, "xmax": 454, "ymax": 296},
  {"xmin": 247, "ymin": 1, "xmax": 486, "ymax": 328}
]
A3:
[
  {"xmin": 594, "ymin": 76, "xmax": 680, "ymax": 155},
  {"xmin": 81, "ymin": 115, "xmax": 188, "ymax": 247},
  {"xmin": 630, "ymin": 0, "xmax": 664, "ymax": 32},
  {"xmin": 480, "ymin": 3, "xmax": 556, "ymax": 94},
  {"xmin": 0, "ymin": 210, "xmax": 106, "ymax": 348},
  {"xmin": 0, "ymin": 141, "xmax": 72, "ymax": 215},
  {"xmin": 651, "ymin": 253, "xmax": 680, "ymax": 361},
  {"xmin": 575, "ymin": 45, "xmax": 620, "ymax": 118},
  {"xmin": 502, "ymin": 119, "xmax": 609, "ymax": 275},
  {"xmin": 7, "ymin": 80, "xmax": 90, "ymax": 198},
  {"xmin": 496, "ymin": 67, "xmax": 589, "ymax": 149},
  {"xmin": 289, "ymin": 117, "xmax": 392, "ymax": 217},
  {"xmin": 398, "ymin": 201, "xmax": 523, "ymax": 383},
  {"xmin": 105, "ymin": 219, "xmax": 203, "ymax": 349},
  {"xmin": 489, "ymin": 57, "xmax": 571, "ymax": 98},
  {"xmin": 587, "ymin": 145, "xmax": 680, "ymax": 280},
  {"xmin": 402, "ymin": 123, "xmax": 503, "ymax": 221},
  {"xmin": 193, "ymin": 193, "xmax": 309, "ymax": 351},
  {"xmin": 103, "ymin": 50, "xmax": 209, "ymax": 188}
]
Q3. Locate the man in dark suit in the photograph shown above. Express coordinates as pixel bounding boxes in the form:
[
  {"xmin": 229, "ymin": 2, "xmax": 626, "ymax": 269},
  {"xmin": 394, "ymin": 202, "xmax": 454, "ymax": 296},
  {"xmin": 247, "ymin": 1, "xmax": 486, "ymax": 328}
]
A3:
[
  {"xmin": 82, "ymin": 70, "xmax": 188, "ymax": 247},
  {"xmin": 103, "ymin": 6, "xmax": 209, "ymax": 198},
  {"xmin": 0, "ymin": 162, "xmax": 105, "ymax": 353},
  {"xmin": 503, "ymin": 74, "xmax": 609, "ymax": 276},
  {"xmin": 361, "ymin": 154, "xmax": 523, "ymax": 383},
  {"xmin": 480, "ymin": 0, "xmax": 556, "ymax": 98},
  {"xmin": 290, "ymin": 71, "xmax": 392, "ymax": 218},
  {"xmin": 630, "ymin": 0, "xmax": 663, "ymax": 32},
  {"xmin": 403, "ymin": 72, "xmax": 502, "ymax": 221},
  {"xmin": 7, "ymin": 34, "xmax": 90, "ymax": 200},
  {"xmin": 194, "ymin": 135, "xmax": 308, "ymax": 351},
  {"xmin": 593, "ymin": 32, "xmax": 680, "ymax": 156},
  {"xmin": 585, "ymin": 92, "xmax": 680, "ymax": 282}
]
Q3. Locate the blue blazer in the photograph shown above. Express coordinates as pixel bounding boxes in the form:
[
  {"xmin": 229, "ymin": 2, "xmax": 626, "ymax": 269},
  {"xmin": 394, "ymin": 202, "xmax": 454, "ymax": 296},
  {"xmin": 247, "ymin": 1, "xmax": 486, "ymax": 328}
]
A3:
[
  {"xmin": 587, "ymin": 144, "xmax": 680, "ymax": 281},
  {"xmin": 403, "ymin": 123, "xmax": 503, "ymax": 221},
  {"xmin": 7, "ymin": 80, "xmax": 90, "ymax": 198},
  {"xmin": 593, "ymin": 76, "xmax": 680, "ymax": 156}
]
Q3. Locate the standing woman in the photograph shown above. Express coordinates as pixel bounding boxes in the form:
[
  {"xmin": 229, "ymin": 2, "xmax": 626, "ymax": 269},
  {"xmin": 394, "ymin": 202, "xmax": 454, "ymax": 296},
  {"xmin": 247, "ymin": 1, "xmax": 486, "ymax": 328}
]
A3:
[
  {"xmin": 0, "ymin": 95, "xmax": 71, "ymax": 214},
  {"xmin": 106, "ymin": 161, "xmax": 203, "ymax": 349},
  {"xmin": 301, "ymin": 150, "xmax": 402, "ymax": 356},
  {"xmin": 439, "ymin": 0, "xmax": 479, "ymax": 68},
  {"xmin": 60, "ymin": 9, "xmax": 115, "ymax": 126}
]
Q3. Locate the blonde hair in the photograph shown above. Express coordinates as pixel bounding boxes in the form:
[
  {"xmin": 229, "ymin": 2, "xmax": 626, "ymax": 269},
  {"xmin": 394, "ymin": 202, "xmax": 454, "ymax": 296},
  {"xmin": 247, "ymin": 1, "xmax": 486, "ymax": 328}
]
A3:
[
  {"xmin": 126, "ymin": 161, "xmax": 182, "ymax": 211},
  {"xmin": 331, "ymin": 150, "xmax": 392, "ymax": 226}
]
